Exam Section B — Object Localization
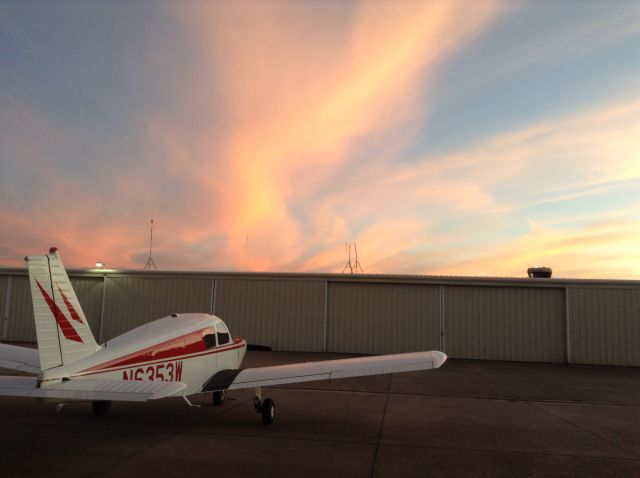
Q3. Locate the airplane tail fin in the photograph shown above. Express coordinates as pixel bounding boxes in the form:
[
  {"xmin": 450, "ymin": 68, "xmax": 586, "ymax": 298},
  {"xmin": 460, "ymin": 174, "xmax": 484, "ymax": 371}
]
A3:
[{"xmin": 26, "ymin": 248, "xmax": 99, "ymax": 371}]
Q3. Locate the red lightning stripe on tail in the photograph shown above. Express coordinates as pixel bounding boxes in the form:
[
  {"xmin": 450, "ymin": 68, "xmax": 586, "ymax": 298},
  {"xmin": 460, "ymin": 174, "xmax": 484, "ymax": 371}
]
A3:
[
  {"xmin": 57, "ymin": 285, "xmax": 83, "ymax": 323},
  {"xmin": 35, "ymin": 279, "xmax": 84, "ymax": 343}
]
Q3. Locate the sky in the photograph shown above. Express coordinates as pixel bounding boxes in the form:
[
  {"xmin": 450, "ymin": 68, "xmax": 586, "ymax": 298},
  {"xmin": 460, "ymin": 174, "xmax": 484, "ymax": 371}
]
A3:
[{"xmin": 1, "ymin": 0, "xmax": 639, "ymax": 278}]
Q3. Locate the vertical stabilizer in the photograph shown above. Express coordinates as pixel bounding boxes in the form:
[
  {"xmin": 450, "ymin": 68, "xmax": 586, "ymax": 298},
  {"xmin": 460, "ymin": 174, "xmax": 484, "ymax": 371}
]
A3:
[{"xmin": 26, "ymin": 248, "xmax": 99, "ymax": 370}]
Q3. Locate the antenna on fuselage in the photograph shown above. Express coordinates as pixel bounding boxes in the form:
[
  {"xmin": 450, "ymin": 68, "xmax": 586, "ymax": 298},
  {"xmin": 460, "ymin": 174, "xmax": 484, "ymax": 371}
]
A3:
[{"xmin": 144, "ymin": 218, "xmax": 157, "ymax": 270}]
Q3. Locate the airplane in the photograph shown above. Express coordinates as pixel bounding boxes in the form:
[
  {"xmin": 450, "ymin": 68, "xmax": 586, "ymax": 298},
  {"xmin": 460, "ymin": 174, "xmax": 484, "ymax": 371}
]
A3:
[{"xmin": 0, "ymin": 248, "xmax": 447, "ymax": 424}]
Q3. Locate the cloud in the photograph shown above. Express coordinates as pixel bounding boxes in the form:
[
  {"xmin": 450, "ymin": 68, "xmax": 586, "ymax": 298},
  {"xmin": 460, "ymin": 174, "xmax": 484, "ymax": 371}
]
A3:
[
  {"xmin": 440, "ymin": 3, "xmax": 640, "ymax": 102},
  {"xmin": 150, "ymin": 0, "xmax": 502, "ymax": 270},
  {"xmin": 1, "ymin": 1, "xmax": 503, "ymax": 270},
  {"xmin": 262, "ymin": 92, "xmax": 640, "ymax": 277},
  {"xmin": 2, "ymin": 1, "xmax": 639, "ymax": 279},
  {"xmin": 392, "ymin": 96, "xmax": 640, "ymax": 278},
  {"xmin": 499, "ymin": 4, "xmax": 640, "ymax": 73},
  {"xmin": 433, "ymin": 217, "xmax": 640, "ymax": 279}
]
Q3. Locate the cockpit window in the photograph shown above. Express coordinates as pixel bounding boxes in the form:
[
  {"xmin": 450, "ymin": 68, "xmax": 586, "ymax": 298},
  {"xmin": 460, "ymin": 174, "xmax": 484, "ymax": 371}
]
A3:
[
  {"xmin": 216, "ymin": 321, "xmax": 230, "ymax": 345},
  {"xmin": 203, "ymin": 333, "xmax": 216, "ymax": 349}
]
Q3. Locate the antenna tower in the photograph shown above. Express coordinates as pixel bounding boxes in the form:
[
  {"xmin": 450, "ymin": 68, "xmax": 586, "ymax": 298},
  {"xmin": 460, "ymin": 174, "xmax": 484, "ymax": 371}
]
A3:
[
  {"xmin": 144, "ymin": 218, "xmax": 157, "ymax": 270},
  {"xmin": 352, "ymin": 243, "xmax": 363, "ymax": 273},
  {"xmin": 342, "ymin": 243, "xmax": 363, "ymax": 274}
]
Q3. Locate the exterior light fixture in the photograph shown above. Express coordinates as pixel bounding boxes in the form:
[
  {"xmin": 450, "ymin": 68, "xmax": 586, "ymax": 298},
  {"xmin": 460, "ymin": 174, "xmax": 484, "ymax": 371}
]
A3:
[{"xmin": 96, "ymin": 261, "xmax": 105, "ymax": 269}]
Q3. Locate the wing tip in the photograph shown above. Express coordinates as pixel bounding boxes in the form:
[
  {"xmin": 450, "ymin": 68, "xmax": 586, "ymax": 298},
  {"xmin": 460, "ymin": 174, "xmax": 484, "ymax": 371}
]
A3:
[{"xmin": 434, "ymin": 351, "xmax": 448, "ymax": 368}]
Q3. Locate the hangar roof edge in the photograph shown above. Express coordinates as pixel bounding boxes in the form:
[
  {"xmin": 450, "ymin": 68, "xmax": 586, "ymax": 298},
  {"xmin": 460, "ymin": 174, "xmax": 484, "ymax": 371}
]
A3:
[{"xmin": 1, "ymin": 267, "xmax": 639, "ymax": 288}]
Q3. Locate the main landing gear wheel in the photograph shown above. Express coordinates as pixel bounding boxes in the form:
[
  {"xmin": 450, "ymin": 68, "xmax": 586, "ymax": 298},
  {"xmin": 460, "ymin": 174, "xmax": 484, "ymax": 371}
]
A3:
[
  {"xmin": 92, "ymin": 400, "xmax": 111, "ymax": 416},
  {"xmin": 212, "ymin": 390, "xmax": 226, "ymax": 406},
  {"xmin": 261, "ymin": 398, "xmax": 275, "ymax": 425},
  {"xmin": 254, "ymin": 387, "xmax": 275, "ymax": 425}
]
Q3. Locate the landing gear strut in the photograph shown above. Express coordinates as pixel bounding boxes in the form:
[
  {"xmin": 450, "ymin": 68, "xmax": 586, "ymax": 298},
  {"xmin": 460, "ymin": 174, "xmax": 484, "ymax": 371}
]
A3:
[{"xmin": 254, "ymin": 387, "xmax": 275, "ymax": 425}]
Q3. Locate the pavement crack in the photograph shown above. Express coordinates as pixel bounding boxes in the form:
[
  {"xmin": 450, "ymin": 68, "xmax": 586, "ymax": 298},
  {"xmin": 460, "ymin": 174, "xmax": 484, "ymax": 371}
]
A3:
[
  {"xmin": 526, "ymin": 400, "xmax": 640, "ymax": 460},
  {"xmin": 457, "ymin": 360, "xmax": 519, "ymax": 400},
  {"xmin": 269, "ymin": 385, "xmax": 640, "ymax": 407},
  {"xmin": 370, "ymin": 373, "xmax": 392, "ymax": 478},
  {"xmin": 375, "ymin": 442, "xmax": 640, "ymax": 462}
]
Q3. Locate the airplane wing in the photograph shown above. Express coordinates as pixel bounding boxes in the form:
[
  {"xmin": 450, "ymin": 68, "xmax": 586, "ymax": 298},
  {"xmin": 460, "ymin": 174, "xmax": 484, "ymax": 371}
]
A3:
[
  {"xmin": 202, "ymin": 350, "xmax": 447, "ymax": 392},
  {"xmin": 0, "ymin": 376, "xmax": 186, "ymax": 401},
  {"xmin": 0, "ymin": 343, "xmax": 40, "ymax": 374}
]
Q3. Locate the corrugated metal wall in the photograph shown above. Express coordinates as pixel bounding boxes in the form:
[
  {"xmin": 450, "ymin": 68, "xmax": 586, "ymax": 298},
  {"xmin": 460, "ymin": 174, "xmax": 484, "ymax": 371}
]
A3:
[
  {"xmin": 444, "ymin": 286, "xmax": 566, "ymax": 362},
  {"xmin": 569, "ymin": 288, "xmax": 640, "ymax": 366},
  {"xmin": 327, "ymin": 282, "xmax": 440, "ymax": 354},
  {"xmin": 102, "ymin": 276, "xmax": 212, "ymax": 341},
  {"xmin": 70, "ymin": 277, "xmax": 104, "ymax": 338},
  {"xmin": 214, "ymin": 278, "xmax": 325, "ymax": 352},
  {"xmin": 1, "ymin": 268, "xmax": 639, "ymax": 366},
  {"xmin": 0, "ymin": 276, "xmax": 8, "ymax": 339},
  {"xmin": 2, "ymin": 275, "xmax": 105, "ymax": 342},
  {"xmin": 4, "ymin": 276, "xmax": 34, "ymax": 342}
]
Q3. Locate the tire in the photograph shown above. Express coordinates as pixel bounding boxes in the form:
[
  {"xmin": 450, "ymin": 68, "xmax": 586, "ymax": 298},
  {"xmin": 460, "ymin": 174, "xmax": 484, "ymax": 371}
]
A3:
[
  {"xmin": 212, "ymin": 390, "xmax": 226, "ymax": 406},
  {"xmin": 261, "ymin": 398, "xmax": 275, "ymax": 425},
  {"xmin": 92, "ymin": 400, "xmax": 111, "ymax": 416}
]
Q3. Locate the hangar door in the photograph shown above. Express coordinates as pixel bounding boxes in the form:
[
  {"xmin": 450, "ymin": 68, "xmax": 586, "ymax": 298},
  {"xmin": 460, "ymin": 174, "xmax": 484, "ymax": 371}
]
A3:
[
  {"xmin": 569, "ymin": 287, "xmax": 640, "ymax": 366},
  {"xmin": 444, "ymin": 286, "xmax": 566, "ymax": 362},
  {"xmin": 327, "ymin": 282, "xmax": 441, "ymax": 354},
  {"xmin": 215, "ymin": 278, "xmax": 325, "ymax": 352}
]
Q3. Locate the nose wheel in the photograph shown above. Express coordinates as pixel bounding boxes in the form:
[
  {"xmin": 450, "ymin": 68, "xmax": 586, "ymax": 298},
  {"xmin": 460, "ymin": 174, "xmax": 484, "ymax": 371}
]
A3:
[{"xmin": 254, "ymin": 387, "xmax": 275, "ymax": 425}]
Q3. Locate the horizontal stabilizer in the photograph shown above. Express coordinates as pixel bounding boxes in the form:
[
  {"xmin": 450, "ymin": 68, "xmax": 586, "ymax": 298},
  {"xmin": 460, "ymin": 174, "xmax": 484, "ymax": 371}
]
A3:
[
  {"xmin": 0, "ymin": 376, "xmax": 186, "ymax": 402},
  {"xmin": 0, "ymin": 343, "xmax": 41, "ymax": 374},
  {"xmin": 203, "ymin": 350, "xmax": 447, "ymax": 392}
]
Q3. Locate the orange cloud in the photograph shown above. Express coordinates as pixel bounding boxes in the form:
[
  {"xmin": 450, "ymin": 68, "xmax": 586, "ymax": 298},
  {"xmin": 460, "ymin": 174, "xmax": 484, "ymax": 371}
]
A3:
[
  {"xmin": 396, "ymin": 97, "xmax": 640, "ymax": 278},
  {"xmin": 432, "ymin": 217, "xmax": 640, "ymax": 279},
  {"xmin": 160, "ymin": 1, "xmax": 503, "ymax": 270},
  {"xmin": 3, "ymin": 2, "xmax": 638, "ymax": 279}
]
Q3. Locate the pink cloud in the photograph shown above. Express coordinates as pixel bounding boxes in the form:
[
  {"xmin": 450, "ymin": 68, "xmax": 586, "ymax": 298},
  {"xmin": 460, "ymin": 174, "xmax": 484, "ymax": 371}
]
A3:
[
  {"xmin": 154, "ymin": 1, "xmax": 502, "ymax": 268},
  {"xmin": 4, "ymin": 2, "xmax": 638, "ymax": 279}
]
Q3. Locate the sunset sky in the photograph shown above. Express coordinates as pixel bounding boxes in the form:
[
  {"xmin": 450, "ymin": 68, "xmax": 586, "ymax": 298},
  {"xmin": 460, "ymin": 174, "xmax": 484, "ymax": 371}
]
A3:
[{"xmin": 1, "ymin": 1, "xmax": 639, "ymax": 278}]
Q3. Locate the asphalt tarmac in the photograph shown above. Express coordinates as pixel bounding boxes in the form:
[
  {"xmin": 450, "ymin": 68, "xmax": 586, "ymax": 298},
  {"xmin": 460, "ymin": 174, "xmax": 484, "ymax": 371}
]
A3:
[{"xmin": 1, "ymin": 351, "xmax": 639, "ymax": 477}]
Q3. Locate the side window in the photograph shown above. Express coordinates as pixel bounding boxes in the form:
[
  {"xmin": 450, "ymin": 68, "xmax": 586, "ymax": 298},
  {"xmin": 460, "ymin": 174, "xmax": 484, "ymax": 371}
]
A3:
[
  {"xmin": 203, "ymin": 333, "xmax": 216, "ymax": 349},
  {"xmin": 216, "ymin": 322, "xmax": 230, "ymax": 345}
]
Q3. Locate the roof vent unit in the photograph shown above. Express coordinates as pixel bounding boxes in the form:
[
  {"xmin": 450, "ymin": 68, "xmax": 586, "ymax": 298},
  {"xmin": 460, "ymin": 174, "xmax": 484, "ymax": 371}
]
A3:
[{"xmin": 527, "ymin": 267, "xmax": 552, "ymax": 279}]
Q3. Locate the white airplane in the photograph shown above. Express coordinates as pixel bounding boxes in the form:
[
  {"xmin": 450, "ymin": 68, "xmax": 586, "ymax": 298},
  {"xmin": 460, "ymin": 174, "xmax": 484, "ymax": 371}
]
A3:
[{"xmin": 0, "ymin": 248, "xmax": 447, "ymax": 424}]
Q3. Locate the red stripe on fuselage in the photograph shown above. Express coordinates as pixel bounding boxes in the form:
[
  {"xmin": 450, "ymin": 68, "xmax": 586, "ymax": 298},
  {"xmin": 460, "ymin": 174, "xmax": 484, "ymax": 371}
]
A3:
[
  {"xmin": 35, "ymin": 279, "xmax": 83, "ymax": 343},
  {"xmin": 75, "ymin": 342, "xmax": 245, "ymax": 378},
  {"xmin": 78, "ymin": 330, "xmax": 243, "ymax": 374}
]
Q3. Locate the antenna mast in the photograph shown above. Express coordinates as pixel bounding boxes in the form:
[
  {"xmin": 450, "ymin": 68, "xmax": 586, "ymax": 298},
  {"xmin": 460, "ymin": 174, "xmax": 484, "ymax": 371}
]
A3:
[
  {"xmin": 144, "ymin": 218, "xmax": 157, "ymax": 270},
  {"xmin": 342, "ymin": 243, "xmax": 364, "ymax": 274},
  {"xmin": 342, "ymin": 243, "xmax": 353, "ymax": 274},
  {"xmin": 353, "ymin": 243, "xmax": 364, "ymax": 273}
]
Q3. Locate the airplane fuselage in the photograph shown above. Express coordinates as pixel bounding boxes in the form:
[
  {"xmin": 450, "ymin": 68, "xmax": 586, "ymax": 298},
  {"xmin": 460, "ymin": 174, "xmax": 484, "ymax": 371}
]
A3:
[{"xmin": 38, "ymin": 314, "xmax": 247, "ymax": 396}]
